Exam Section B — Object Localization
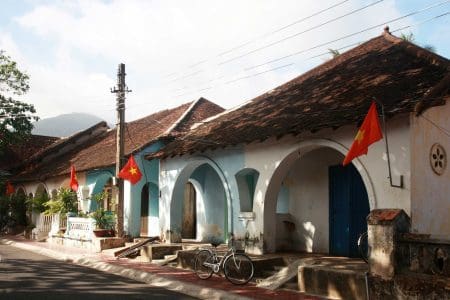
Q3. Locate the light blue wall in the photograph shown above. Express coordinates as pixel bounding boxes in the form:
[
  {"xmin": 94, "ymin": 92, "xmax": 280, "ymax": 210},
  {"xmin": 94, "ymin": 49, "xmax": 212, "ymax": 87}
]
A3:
[
  {"xmin": 212, "ymin": 149, "xmax": 248, "ymax": 238},
  {"xmin": 125, "ymin": 141, "xmax": 163, "ymax": 236},
  {"xmin": 85, "ymin": 141, "xmax": 164, "ymax": 237},
  {"xmin": 191, "ymin": 164, "xmax": 226, "ymax": 241},
  {"xmin": 86, "ymin": 168, "xmax": 115, "ymax": 211},
  {"xmin": 165, "ymin": 147, "xmax": 247, "ymax": 242}
]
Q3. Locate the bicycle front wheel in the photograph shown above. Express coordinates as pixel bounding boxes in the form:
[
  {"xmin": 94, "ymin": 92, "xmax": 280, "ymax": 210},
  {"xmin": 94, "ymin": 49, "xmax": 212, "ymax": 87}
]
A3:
[
  {"xmin": 358, "ymin": 231, "xmax": 369, "ymax": 263},
  {"xmin": 194, "ymin": 249, "xmax": 214, "ymax": 279},
  {"xmin": 223, "ymin": 253, "xmax": 254, "ymax": 285}
]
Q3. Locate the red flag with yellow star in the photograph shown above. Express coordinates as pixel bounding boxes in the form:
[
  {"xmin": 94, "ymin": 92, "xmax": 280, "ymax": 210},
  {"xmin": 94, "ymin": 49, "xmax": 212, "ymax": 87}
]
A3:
[
  {"xmin": 5, "ymin": 181, "xmax": 14, "ymax": 196},
  {"xmin": 343, "ymin": 102, "xmax": 383, "ymax": 166},
  {"xmin": 70, "ymin": 165, "xmax": 79, "ymax": 192},
  {"xmin": 118, "ymin": 155, "xmax": 142, "ymax": 185}
]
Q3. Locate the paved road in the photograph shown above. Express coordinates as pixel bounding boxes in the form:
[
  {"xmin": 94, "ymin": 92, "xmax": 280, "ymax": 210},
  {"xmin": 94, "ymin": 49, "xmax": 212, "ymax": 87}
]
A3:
[{"xmin": 0, "ymin": 243, "xmax": 198, "ymax": 300}]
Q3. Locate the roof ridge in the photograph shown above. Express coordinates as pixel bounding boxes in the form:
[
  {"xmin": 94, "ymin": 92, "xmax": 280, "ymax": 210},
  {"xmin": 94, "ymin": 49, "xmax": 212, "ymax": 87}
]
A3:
[
  {"xmin": 127, "ymin": 101, "xmax": 192, "ymax": 125},
  {"xmin": 24, "ymin": 121, "xmax": 109, "ymax": 166},
  {"xmin": 164, "ymin": 98, "xmax": 202, "ymax": 135},
  {"xmin": 381, "ymin": 26, "xmax": 450, "ymax": 69}
]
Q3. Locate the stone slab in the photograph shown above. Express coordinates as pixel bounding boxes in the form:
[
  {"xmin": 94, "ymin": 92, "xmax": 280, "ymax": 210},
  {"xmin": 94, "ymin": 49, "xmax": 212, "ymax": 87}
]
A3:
[{"xmin": 140, "ymin": 244, "xmax": 182, "ymax": 262}]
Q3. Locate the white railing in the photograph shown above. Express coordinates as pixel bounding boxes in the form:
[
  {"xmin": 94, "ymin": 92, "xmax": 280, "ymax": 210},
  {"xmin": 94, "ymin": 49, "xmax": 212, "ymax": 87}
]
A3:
[
  {"xmin": 32, "ymin": 213, "xmax": 54, "ymax": 240},
  {"xmin": 60, "ymin": 214, "xmax": 67, "ymax": 229},
  {"xmin": 66, "ymin": 217, "xmax": 95, "ymax": 240},
  {"xmin": 49, "ymin": 214, "xmax": 68, "ymax": 236}
]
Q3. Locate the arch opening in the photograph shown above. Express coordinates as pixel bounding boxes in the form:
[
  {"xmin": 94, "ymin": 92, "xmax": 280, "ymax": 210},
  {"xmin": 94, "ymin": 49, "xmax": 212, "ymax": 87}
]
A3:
[
  {"xmin": 170, "ymin": 159, "xmax": 230, "ymax": 243},
  {"xmin": 264, "ymin": 141, "xmax": 374, "ymax": 255}
]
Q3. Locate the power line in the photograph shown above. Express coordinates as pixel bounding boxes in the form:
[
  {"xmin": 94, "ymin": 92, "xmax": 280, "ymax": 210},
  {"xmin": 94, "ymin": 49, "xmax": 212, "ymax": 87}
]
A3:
[
  {"xmin": 166, "ymin": 7, "xmax": 449, "ymax": 100},
  {"xmin": 419, "ymin": 114, "xmax": 450, "ymax": 138},
  {"xmin": 164, "ymin": 0, "xmax": 351, "ymax": 81},
  {"xmin": 219, "ymin": 0, "xmax": 385, "ymax": 65},
  {"xmin": 79, "ymin": 8, "xmax": 450, "ymax": 117},
  {"xmin": 225, "ymin": 63, "xmax": 295, "ymax": 85},
  {"xmin": 391, "ymin": 11, "xmax": 450, "ymax": 34},
  {"xmin": 172, "ymin": 63, "xmax": 294, "ymax": 99},
  {"xmin": 166, "ymin": 0, "xmax": 448, "ymax": 94},
  {"xmin": 93, "ymin": 6, "xmax": 449, "ymax": 117},
  {"xmin": 216, "ymin": 0, "xmax": 351, "ymax": 57},
  {"xmin": 244, "ymin": 1, "xmax": 450, "ymax": 71}
]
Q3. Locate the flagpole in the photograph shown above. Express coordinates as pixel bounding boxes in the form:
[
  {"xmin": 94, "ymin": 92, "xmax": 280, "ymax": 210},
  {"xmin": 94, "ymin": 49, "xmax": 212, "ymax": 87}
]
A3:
[{"xmin": 373, "ymin": 98, "xmax": 403, "ymax": 188}]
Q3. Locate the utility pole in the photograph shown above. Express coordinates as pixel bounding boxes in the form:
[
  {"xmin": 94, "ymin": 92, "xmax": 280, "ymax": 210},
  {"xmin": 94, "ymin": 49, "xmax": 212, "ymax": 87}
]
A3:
[{"xmin": 111, "ymin": 63, "xmax": 131, "ymax": 237}]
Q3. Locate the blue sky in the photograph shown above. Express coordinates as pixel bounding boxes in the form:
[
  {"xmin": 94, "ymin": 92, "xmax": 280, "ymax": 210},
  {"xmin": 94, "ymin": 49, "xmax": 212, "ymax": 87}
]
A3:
[{"xmin": 1, "ymin": 0, "xmax": 449, "ymax": 125}]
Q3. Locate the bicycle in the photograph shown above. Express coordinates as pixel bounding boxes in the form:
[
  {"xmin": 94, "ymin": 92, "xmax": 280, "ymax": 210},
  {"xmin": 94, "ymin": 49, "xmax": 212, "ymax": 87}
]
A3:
[
  {"xmin": 194, "ymin": 239, "xmax": 254, "ymax": 285},
  {"xmin": 358, "ymin": 231, "xmax": 369, "ymax": 263}
]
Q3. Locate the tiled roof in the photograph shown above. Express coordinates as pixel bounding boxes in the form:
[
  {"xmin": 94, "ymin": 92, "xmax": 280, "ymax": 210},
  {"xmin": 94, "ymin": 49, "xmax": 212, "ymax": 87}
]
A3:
[
  {"xmin": 149, "ymin": 30, "xmax": 450, "ymax": 159},
  {"xmin": 15, "ymin": 98, "xmax": 224, "ymax": 181},
  {"xmin": 0, "ymin": 134, "xmax": 59, "ymax": 172}
]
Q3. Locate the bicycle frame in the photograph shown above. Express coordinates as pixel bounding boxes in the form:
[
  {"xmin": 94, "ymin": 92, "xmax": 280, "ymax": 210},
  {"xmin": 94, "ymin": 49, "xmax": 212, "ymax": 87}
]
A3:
[{"xmin": 203, "ymin": 247, "xmax": 236, "ymax": 273}]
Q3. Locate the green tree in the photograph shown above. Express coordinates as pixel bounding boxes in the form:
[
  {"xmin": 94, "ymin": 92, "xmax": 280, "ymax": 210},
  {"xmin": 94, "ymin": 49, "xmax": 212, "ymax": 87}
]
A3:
[{"xmin": 0, "ymin": 50, "xmax": 39, "ymax": 154}]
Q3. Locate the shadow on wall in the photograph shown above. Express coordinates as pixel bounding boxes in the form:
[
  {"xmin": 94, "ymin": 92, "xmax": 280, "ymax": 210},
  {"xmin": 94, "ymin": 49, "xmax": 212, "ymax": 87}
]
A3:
[{"xmin": 276, "ymin": 214, "xmax": 320, "ymax": 252}]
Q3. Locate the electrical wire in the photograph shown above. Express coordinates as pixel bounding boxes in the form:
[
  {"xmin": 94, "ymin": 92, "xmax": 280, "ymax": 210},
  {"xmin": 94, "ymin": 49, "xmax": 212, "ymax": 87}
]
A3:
[
  {"xmin": 164, "ymin": 0, "xmax": 350, "ymax": 79},
  {"xmin": 419, "ymin": 114, "xmax": 450, "ymax": 138},
  {"xmin": 244, "ymin": 1, "xmax": 450, "ymax": 71},
  {"xmin": 216, "ymin": 0, "xmax": 351, "ymax": 57},
  {"xmin": 56, "ymin": 7, "xmax": 450, "ymax": 118},
  {"xmin": 172, "ymin": 63, "xmax": 295, "ymax": 98},
  {"xmin": 163, "ymin": 1, "xmax": 449, "ymax": 98},
  {"xmin": 219, "ymin": 0, "xmax": 385, "ymax": 65}
]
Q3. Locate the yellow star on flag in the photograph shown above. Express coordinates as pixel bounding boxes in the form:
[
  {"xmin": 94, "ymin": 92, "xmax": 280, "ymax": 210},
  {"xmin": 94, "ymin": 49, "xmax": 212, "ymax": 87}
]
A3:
[
  {"xmin": 355, "ymin": 129, "xmax": 365, "ymax": 144},
  {"xmin": 118, "ymin": 155, "xmax": 142, "ymax": 184},
  {"xmin": 129, "ymin": 166, "xmax": 138, "ymax": 175}
]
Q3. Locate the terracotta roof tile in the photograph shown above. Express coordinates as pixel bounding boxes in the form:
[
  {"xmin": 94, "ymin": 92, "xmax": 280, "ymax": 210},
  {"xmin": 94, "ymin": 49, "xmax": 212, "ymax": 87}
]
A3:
[
  {"xmin": 1, "ymin": 135, "xmax": 59, "ymax": 172},
  {"xmin": 150, "ymin": 32, "xmax": 450, "ymax": 159},
  {"xmin": 15, "ymin": 98, "xmax": 224, "ymax": 181}
]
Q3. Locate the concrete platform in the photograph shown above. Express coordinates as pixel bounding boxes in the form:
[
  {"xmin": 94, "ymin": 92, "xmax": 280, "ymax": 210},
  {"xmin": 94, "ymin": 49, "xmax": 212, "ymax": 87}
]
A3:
[
  {"xmin": 140, "ymin": 244, "xmax": 183, "ymax": 262},
  {"xmin": 297, "ymin": 257, "xmax": 368, "ymax": 300}
]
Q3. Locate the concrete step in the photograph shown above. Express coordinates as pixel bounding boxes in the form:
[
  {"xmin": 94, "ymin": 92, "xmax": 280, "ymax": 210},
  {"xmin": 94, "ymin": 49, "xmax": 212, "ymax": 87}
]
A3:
[
  {"xmin": 298, "ymin": 258, "xmax": 368, "ymax": 300},
  {"xmin": 257, "ymin": 260, "xmax": 302, "ymax": 290},
  {"xmin": 140, "ymin": 244, "xmax": 182, "ymax": 262},
  {"xmin": 176, "ymin": 249, "xmax": 286, "ymax": 278}
]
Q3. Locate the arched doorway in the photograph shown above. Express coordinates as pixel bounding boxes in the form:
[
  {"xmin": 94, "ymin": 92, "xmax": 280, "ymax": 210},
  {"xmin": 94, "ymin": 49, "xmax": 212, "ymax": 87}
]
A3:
[
  {"xmin": 264, "ymin": 141, "xmax": 374, "ymax": 255},
  {"xmin": 182, "ymin": 182, "xmax": 197, "ymax": 239},
  {"xmin": 170, "ymin": 158, "xmax": 231, "ymax": 243}
]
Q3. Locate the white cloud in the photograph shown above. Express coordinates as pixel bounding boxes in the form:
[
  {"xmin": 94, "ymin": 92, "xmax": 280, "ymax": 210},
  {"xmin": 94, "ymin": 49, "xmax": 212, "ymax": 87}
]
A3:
[{"xmin": 7, "ymin": 0, "xmax": 436, "ymax": 123}]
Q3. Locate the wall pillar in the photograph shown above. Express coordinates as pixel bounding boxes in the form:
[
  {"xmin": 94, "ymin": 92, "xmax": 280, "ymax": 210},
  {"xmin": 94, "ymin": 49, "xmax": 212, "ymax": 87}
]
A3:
[{"xmin": 367, "ymin": 209, "xmax": 410, "ymax": 280}]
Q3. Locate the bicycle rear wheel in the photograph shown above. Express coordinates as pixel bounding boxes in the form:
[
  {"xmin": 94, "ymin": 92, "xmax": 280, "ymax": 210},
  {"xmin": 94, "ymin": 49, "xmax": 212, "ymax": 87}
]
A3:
[
  {"xmin": 194, "ymin": 249, "xmax": 214, "ymax": 279},
  {"xmin": 223, "ymin": 253, "xmax": 254, "ymax": 285}
]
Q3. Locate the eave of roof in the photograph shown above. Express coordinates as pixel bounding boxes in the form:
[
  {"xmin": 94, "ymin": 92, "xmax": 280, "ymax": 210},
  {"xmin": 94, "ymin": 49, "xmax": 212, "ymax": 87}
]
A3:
[
  {"xmin": 14, "ymin": 98, "xmax": 224, "ymax": 181},
  {"xmin": 148, "ymin": 30, "xmax": 450, "ymax": 160}
]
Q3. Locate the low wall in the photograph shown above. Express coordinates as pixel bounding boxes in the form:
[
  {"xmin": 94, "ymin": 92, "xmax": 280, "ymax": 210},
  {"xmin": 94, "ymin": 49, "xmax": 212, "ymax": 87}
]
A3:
[{"xmin": 397, "ymin": 233, "xmax": 450, "ymax": 276}]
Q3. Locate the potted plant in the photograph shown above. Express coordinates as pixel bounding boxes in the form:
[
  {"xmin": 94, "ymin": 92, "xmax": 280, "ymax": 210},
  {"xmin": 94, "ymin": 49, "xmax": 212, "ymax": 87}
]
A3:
[
  {"xmin": 89, "ymin": 192, "xmax": 115, "ymax": 237},
  {"xmin": 44, "ymin": 188, "xmax": 78, "ymax": 216}
]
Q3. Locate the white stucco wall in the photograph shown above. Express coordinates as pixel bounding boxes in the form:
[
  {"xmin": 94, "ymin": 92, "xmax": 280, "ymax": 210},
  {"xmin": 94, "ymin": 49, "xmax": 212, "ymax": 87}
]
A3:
[
  {"xmin": 245, "ymin": 114, "xmax": 410, "ymax": 252},
  {"xmin": 284, "ymin": 147, "xmax": 342, "ymax": 252},
  {"xmin": 160, "ymin": 114, "xmax": 411, "ymax": 253},
  {"xmin": 411, "ymin": 100, "xmax": 450, "ymax": 235},
  {"xmin": 21, "ymin": 173, "xmax": 85, "ymax": 199}
]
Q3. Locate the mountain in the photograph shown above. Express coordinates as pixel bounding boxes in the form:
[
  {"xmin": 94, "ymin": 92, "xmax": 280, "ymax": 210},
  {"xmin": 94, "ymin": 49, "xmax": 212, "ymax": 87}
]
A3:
[{"xmin": 32, "ymin": 113, "xmax": 108, "ymax": 137}]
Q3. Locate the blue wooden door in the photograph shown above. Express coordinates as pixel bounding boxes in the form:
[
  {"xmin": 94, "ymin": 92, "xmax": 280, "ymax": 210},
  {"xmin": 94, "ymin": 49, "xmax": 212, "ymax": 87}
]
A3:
[{"xmin": 329, "ymin": 164, "xmax": 370, "ymax": 257}]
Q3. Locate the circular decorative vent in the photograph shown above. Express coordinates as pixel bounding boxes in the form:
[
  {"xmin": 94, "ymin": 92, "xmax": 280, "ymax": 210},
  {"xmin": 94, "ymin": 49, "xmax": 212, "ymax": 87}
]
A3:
[{"xmin": 430, "ymin": 143, "xmax": 447, "ymax": 175}]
